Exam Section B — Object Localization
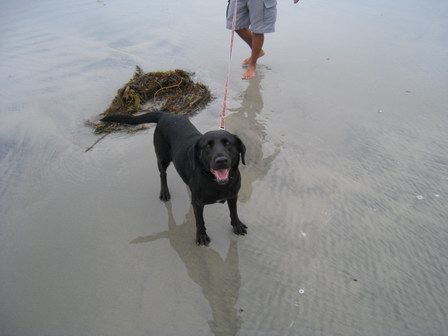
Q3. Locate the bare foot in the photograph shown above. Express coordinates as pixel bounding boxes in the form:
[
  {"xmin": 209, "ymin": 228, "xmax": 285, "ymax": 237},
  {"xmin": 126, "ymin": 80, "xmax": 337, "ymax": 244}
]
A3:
[
  {"xmin": 242, "ymin": 64, "xmax": 256, "ymax": 80},
  {"xmin": 242, "ymin": 50, "xmax": 265, "ymax": 67}
]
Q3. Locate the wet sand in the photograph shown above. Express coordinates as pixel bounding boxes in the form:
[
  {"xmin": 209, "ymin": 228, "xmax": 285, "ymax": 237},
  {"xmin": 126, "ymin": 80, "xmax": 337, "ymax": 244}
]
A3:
[{"xmin": 1, "ymin": 0, "xmax": 448, "ymax": 335}]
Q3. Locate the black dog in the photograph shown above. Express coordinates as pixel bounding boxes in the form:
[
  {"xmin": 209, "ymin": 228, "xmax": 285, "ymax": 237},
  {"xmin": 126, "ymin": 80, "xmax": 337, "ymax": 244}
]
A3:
[{"xmin": 101, "ymin": 111, "xmax": 247, "ymax": 246}]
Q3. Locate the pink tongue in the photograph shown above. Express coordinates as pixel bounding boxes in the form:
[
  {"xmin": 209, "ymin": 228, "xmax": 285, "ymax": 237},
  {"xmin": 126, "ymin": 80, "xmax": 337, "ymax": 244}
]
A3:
[{"xmin": 212, "ymin": 169, "xmax": 229, "ymax": 181}]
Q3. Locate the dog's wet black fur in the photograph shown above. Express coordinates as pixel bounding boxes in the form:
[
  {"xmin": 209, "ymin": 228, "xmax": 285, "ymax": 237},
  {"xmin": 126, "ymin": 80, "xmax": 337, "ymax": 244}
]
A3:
[{"xmin": 101, "ymin": 111, "xmax": 247, "ymax": 246}]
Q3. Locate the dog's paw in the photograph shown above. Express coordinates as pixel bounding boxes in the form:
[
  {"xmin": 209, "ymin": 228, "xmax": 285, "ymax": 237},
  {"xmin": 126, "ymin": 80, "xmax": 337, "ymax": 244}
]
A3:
[
  {"xmin": 196, "ymin": 233, "xmax": 211, "ymax": 246},
  {"xmin": 232, "ymin": 222, "xmax": 248, "ymax": 236},
  {"xmin": 159, "ymin": 190, "xmax": 171, "ymax": 202}
]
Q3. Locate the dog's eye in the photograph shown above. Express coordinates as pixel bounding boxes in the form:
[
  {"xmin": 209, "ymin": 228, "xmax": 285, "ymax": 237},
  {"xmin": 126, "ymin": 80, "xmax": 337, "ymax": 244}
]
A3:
[
  {"xmin": 206, "ymin": 141, "xmax": 213, "ymax": 148},
  {"xmin": 223, "ymin": 139, "xmax": 231, "ymax": 146}
]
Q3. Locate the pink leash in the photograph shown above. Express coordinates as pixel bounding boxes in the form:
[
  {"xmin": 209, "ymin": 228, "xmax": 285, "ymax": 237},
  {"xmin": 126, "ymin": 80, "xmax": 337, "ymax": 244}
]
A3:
[{"xmin": 220, "ymin": 0, "xmax": 238, "ymax": 130}]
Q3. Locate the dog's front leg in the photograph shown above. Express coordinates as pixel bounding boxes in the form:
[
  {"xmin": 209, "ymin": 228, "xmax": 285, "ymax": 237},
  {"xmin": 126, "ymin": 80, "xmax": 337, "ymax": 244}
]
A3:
[
  {"xmin": 193, "ymin": 203, "xmax": 211, "ymax": 246},
  {"xmin": 227, "ymin": 197, "xmax": 248, "ymax": 235}
]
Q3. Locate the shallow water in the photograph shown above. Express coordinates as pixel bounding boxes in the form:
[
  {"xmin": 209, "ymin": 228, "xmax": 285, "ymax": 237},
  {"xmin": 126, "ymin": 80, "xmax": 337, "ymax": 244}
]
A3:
[{"xmin": 1, "ymin": 0, "xmax": 448, "ymax": 335}]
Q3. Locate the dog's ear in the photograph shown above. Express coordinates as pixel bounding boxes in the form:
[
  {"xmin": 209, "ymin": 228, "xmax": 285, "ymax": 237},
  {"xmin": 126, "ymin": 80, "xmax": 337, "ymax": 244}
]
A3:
[{"xmin": 234, "ymin": 135, "xmax": 246, "ymax": 165}]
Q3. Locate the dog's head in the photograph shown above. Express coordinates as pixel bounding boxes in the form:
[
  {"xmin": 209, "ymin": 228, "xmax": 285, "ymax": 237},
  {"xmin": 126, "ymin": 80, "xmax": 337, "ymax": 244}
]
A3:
[{"xmin": 195, "ymin": 130, "xmax": 246, "ymax": 185}]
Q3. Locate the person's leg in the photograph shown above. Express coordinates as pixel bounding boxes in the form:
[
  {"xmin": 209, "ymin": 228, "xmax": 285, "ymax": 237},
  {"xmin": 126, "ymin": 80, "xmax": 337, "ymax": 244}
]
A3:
[
  {"xmin": 236, "ymin": 28, "xmax": 265, "ymax": 66},
  {"xmin": 236, "ymin": 0, "xmax": 276, "ymax": 79},
  {"xmin": 236, "ymin": 28, "xmax": 252, "ymax": 47},
  {"xmin": 242, "ymin": 32, "xmax": 263, "ymax": 79}
]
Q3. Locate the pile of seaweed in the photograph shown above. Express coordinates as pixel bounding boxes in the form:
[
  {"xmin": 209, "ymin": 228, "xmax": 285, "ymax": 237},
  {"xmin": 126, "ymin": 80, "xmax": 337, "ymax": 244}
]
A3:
[{"xmin": 89, "ymin": 66, "xmax": 212, "ymax": 134}]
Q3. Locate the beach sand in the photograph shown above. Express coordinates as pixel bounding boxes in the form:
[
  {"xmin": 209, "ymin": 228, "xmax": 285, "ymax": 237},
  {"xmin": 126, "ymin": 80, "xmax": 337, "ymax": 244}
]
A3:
[{"xmin": 1, "ymin": 0, "xmax": 447, "ymax": 335}]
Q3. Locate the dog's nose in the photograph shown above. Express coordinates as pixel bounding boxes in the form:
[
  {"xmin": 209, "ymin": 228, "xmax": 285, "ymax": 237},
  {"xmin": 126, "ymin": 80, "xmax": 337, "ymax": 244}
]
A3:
[{"xmin": 214, "ymin": 156, "xmax": 229, "ymax": 166}]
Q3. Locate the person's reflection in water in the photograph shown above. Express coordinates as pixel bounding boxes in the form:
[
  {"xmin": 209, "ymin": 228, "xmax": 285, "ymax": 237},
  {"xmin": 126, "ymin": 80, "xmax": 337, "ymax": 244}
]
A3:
[
  {"xmin": 131, "ymin": 202, "xmax": 242, "ymax": 336},
  {"xmin": 225, "ymin": 75, "xmax": 281, "ymax": 202}
]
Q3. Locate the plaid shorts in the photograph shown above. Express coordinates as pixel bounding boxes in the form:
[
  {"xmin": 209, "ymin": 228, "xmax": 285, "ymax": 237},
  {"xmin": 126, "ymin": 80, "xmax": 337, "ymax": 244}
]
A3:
[{"xmin": 226, "ymin": 0, "xmax": 277, "ymax": 34}]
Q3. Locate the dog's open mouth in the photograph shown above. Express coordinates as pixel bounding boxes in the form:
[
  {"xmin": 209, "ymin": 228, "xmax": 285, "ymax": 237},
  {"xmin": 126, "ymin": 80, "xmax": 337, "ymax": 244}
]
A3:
[{"xmin": 211, "ymin": 168, "xmax": 230, "ymax": 184}]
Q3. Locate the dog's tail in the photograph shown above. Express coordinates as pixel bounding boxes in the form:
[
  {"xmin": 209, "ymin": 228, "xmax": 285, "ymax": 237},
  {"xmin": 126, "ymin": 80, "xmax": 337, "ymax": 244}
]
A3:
[{"xmin": 101, "ymin": 111, "xmax": 165, "ymax": 125}]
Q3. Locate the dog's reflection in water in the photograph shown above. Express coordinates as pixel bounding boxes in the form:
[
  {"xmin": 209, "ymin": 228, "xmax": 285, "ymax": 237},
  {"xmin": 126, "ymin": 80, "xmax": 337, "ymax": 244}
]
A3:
[{"xmin": 131, "ymin": 202, "xmax": 243, "ymax": 336}]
